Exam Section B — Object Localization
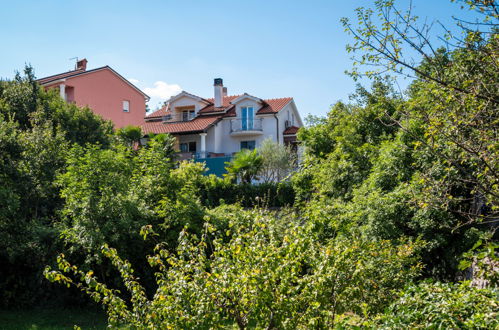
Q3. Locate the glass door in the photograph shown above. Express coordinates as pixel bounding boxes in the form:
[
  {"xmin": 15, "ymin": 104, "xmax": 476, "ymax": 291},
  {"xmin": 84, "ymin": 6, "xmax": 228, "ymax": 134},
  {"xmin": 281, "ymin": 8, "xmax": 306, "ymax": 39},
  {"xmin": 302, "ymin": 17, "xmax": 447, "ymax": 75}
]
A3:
[{"xmin": 241, "ymin": 107, "xmax": 254, "ymax": 130}]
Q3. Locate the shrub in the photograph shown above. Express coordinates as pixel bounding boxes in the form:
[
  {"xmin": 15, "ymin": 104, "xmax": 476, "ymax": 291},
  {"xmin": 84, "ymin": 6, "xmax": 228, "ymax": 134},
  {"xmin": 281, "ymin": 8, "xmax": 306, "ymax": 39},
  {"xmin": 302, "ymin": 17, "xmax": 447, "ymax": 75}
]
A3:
[
  {"xmin": 224, "ymin": 149, "xmax": 263, "ymax": 183},
  {"xmin": 370, "ymin": 281, "xmax": 499, "ymax": 329},
  {"xmin": 45, "ymin": 207, "xmax": 421, "ymax": 329},
  {"xmin": 200, "ymin": 176, "xmax": 295, "ymax": 208},
  {"xmin": 258, "ymin": 138, "xmax": 297, "ymax": 183}
]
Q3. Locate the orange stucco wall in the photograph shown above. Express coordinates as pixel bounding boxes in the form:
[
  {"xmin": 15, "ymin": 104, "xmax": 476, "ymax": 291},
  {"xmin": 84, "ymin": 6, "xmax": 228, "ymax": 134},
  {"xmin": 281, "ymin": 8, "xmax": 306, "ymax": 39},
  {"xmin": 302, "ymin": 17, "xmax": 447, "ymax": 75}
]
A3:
[{"xmin": 46, "ymin": 69, "xmax": 146, "ymax": 128}]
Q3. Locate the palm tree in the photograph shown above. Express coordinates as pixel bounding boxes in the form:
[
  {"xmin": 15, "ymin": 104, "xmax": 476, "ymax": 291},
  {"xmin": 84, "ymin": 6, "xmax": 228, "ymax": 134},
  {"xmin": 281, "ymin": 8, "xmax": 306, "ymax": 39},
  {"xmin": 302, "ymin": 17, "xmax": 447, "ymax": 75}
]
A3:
[{"xmin": 225, "ymin": 149, "xmax": 263, "ymax": 184}]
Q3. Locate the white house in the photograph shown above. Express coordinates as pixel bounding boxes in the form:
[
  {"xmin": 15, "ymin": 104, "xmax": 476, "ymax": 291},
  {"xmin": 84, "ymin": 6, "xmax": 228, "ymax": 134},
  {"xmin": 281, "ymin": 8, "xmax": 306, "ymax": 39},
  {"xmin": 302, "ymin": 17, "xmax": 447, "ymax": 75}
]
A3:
[{"xmin": 141, "ymin": 78, "xmax": 303, "ymax": 159}]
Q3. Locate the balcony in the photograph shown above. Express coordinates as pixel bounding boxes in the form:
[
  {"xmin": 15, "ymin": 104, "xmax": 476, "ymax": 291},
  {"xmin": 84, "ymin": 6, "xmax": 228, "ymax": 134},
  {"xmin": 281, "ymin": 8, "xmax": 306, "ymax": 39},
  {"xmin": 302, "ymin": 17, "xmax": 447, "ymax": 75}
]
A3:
[
  {"xmin": 162, "ymin": 112, "xmax": 196, "ymax": 122},
  {"xmin": 230, "ymin": 118, "xmax": 264, "ymax": 136}
]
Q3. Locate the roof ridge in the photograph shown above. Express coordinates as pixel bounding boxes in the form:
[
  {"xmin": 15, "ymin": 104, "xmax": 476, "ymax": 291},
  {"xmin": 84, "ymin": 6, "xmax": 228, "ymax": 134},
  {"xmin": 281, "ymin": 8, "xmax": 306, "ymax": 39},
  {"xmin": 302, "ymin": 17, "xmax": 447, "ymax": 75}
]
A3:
[
  {"xmin": 36, "ymin": 68, "xmax": 84, "ymax": 81},
  {"xmin": 264, "ymin": 97, "xmax": 292, "ymax": 101},
  {"xmin": 37, "ymin": 65, "xmax": 110, "ymax": 82},
  {"xmin": 205, "ymin": 94, "xmax": 242, "ymax": 100}
]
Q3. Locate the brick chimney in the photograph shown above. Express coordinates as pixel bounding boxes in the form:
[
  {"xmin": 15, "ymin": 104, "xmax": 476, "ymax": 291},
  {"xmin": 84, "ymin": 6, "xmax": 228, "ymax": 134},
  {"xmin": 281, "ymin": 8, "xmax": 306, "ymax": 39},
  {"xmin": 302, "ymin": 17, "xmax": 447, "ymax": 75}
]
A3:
[
  {"xmin": 214, "ymin": 78, "xmax": 223, "ymax": 108},
  {"xmin": 76, "ymin": 58, "xmax": 88, "ymax": 71}
]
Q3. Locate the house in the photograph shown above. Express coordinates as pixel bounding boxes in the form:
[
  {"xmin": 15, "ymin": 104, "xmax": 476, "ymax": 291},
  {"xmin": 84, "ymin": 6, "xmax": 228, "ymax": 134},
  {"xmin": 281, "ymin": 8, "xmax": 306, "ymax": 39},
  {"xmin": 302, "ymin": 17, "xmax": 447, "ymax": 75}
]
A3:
[
  {"xmin": 37, "ymin": 59, "xmax": 150, "ymax": 128},
  {"xmin": 142, "ymin": 78, "xmax": 303, "ymax": 160}
]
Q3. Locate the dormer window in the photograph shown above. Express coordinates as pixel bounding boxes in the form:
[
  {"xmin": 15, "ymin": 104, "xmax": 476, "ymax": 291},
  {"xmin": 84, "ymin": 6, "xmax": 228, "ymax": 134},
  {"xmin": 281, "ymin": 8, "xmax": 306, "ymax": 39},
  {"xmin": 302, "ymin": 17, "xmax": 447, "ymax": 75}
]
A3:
[{"xmin": 241, "ymin": 106, "xmax": 254, "ymax": 130}]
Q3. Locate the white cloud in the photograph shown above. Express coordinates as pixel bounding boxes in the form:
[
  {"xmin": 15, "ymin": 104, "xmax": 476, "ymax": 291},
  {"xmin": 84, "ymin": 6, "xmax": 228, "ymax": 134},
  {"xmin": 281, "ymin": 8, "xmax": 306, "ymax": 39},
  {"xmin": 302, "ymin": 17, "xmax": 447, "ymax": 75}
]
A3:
[
  {"xmin": 128, "ymin": 78, "xmax": 139, "ymax": 84},
  {"xmin": 144, "ymin": 81, "xmax": 182, "ymax": 101}
]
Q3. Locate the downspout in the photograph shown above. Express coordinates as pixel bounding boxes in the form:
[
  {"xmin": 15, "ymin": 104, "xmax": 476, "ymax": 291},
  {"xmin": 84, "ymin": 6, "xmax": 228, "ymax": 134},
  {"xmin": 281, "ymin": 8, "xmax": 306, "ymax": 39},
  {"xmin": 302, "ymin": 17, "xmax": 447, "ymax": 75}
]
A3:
[{"xmin": 273, "ymin": 113, "xmax": 279, "ymax": 144}]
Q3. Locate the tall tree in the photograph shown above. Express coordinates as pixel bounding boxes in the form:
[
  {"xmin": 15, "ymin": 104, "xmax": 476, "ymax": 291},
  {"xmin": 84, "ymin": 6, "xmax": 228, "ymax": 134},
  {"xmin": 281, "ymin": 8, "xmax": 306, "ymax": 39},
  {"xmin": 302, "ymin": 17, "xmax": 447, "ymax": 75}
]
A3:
[{"xmin": 341, "ymin": 0, "xmax": 498, "ymax": 227}]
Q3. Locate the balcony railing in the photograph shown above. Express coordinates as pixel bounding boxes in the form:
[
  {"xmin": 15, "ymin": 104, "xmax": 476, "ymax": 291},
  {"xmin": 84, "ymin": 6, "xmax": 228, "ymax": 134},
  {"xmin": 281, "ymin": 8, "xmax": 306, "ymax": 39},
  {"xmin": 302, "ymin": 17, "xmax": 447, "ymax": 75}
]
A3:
[
  {"xmin": 162, "ymin": 112, "xmax": 196, "ymax": 122},
  {"xmin": 230, "ymin": 118, "xmax": 263, "ymax": 133}
]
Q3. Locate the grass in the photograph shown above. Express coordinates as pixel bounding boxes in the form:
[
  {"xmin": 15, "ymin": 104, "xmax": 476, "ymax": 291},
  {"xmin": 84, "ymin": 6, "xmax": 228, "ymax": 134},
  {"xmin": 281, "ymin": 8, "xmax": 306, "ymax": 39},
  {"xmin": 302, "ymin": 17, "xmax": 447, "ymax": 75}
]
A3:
[{"xmin": 0, "ymin": 308, "xmax": 107, "ymax": 330}]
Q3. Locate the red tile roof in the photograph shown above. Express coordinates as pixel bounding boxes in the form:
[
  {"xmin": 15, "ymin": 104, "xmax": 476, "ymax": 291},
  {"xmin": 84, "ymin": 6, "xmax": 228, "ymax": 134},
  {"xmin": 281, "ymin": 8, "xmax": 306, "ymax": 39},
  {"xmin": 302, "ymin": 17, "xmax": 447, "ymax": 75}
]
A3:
[
  {"xmin": 283, "ymin": 125, "xmax": 300, "ymax": 135},
  {"xmin": 197, "ymin": 95, "xmax": 292, "ymax": 115},
  {"xmin": 257, "ymin": 97, "xmax": 292, "ymax": 114},
  {"xmin": 141, "ymin": 115, "xmax": 221, "ymax": 135},
  {"xmin": 198, "ymin": 95, "xmax": 241, "ymax": 114},
  {"xmin": 146, "ymin": 104, "xmax": 170, "ymax": 119}
]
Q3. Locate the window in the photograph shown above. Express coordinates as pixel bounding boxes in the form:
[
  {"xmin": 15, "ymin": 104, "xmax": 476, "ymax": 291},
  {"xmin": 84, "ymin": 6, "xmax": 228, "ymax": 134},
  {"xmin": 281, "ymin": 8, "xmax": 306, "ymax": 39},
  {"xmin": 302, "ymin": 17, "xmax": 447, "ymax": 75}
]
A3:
[
  {"xmin": 123, "ymin": 100, "xmax": 130, "ymax": 112},
  {"xmin": 240, "ymin": 140, "xmax": 256, "ymax": 150},
  {"xmin": 180, "ymin": 142, "xmax": 196, "ymax": 152},
  {"xmin": 241, "ymin": 106, "xmax": 254, "ymax": 130},
  {"xmin": 182, "ymin": 110, "xmax": 195, "ymax": 121}
]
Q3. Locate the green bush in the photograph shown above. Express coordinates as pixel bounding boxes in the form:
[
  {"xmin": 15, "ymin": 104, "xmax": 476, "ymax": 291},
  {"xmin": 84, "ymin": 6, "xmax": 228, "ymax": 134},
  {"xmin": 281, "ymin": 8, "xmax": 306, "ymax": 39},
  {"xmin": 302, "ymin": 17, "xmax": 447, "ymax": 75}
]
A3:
[
  {"xmin": 371, "ymin": 281, "xmax": 499, "ymax": 329},
  {"xmin": 0, "ymin": 66, "xmax": 113, "ymax": 308},
  {"xmin": 45, "ymin": 207, "xmax": 421, "ymax": 329},
  {"xmin": 200, "ymin": 176, "xmax": 295, "ymax": 208}
]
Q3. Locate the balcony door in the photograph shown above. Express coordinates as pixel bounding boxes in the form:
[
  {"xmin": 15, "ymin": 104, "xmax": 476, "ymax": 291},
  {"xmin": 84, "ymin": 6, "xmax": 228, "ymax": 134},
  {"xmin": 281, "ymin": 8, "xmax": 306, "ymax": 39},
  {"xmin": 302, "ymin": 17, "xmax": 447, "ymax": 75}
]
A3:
[{"xmin": 241, "ymin": 106, "xmax": 254, "ymax": 130}]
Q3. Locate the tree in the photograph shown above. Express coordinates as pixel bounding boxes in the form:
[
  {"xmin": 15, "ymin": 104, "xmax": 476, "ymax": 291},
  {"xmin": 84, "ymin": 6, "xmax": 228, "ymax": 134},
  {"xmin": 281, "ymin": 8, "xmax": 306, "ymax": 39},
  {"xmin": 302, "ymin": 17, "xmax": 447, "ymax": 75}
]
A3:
[
  {"xmin": 341, "ymin": 0, "xmax": 499, "ymax": 227},
  {"xmin": 0, "ymin": 66, "xmax": 115, "ymax": 307},
  {"xmin": 258, "ymin": 138, "xmax": 297, "ymax": 182},
  {"xmin": 225, "ymin": 149, "xmax": 263, "ymax": 184},
  {"xmin": 294, "ymin": 81, "xmax": 483, "ymax": 278},
  {"xmin": 45, "ymin": 206, "xmax": 421, "ymax": 329},
  {"xmin": 116, "ymin": 125, "xmax": 143, "ymax": 147}
]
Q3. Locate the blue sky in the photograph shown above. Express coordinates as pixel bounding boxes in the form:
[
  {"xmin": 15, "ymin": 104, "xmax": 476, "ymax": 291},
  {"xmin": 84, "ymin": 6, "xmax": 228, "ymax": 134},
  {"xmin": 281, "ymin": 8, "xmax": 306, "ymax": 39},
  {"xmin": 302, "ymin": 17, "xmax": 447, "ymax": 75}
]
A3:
[{"xmin": 0, "ymin": 0, "xmax": 477, "ymax": 117}]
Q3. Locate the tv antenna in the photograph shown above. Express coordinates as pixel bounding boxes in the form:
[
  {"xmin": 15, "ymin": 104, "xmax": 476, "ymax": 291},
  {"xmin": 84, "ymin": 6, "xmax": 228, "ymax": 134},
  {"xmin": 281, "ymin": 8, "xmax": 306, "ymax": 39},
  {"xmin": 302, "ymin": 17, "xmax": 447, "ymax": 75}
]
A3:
[{"xmin": 69, "ymin": 57, "xmax": 78, "ymax": 70}]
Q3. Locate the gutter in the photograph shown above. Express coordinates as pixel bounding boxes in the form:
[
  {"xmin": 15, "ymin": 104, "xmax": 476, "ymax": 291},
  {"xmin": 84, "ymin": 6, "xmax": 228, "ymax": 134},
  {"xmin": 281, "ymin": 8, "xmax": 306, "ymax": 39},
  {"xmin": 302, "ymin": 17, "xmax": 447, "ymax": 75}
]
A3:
[{"xmin": 273, "ymin": 113, "xmax": 279, "ymax": 144}]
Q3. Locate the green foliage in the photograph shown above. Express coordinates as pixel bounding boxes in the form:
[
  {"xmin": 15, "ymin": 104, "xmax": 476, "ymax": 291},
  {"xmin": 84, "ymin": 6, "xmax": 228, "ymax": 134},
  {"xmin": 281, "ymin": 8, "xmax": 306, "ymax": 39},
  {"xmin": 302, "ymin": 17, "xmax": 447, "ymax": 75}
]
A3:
[
  {"xmin": 225, "ymin": 148, "xmax": 263, "ymax": 183},
  {"xmin": 56, "ymin": 138, "xmax": 205, "ymax": 263},
  {"xmin": 45, "ymin": 99, "xmax": 113, "ymax": 148},
  {"xmin": 0, "ymin": 66, "xmax": 39, "ymax": 129},
  {"xmin": 258, "ymin": 138, "xmax": 296, "ymax": 182},
  {"xmin": 45, "ymin": 207, "xmax": 421, "ymax": 328},
  {"xmin": 294, "ymin": 79, "xmax": 485, "ymax": 278},
  {"xmin": 3, "ymin": 5, "xmax": 498, "ymax": 326},
  {"xmin": 459, "ymin": 238, "xmax": 499, "ymax": 287},
  {"xmin": 371, "ymin": 281, "xmax": 499, "ymax": 328},
  {"xmin": 0, "ymin": 66, "xmax": 116, "ymax": 307},
  {"xmin": 341, "ymin": 0, "xmax": 499, "ymax": 227},
  {"xmin": 116, "ymin": 125, "xmax": 142, "ymax": 147},
  {"xmin": 200, "ymin": 176, "xmax": 295, "ymax": 208},
  {"xmin": 0, "ymin": 308, "xmax": 107, "ymax": 330}
]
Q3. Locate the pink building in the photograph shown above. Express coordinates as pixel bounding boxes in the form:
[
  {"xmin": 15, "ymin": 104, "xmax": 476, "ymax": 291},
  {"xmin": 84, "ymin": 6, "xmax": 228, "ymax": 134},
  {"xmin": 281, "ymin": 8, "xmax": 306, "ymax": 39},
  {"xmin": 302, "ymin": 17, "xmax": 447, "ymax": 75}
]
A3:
[{"xmin": 37, "ymin": 59, "xmax": 149, "ymax": 128}]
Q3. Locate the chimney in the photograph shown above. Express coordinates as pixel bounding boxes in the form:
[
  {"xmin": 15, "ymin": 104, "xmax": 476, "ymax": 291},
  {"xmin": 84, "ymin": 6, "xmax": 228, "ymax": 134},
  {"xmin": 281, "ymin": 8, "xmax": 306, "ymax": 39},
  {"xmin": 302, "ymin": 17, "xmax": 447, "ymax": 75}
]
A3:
[
  {"xmin": 214, "ymin": 78, "xmax": 223, "ymax": 108},
  {"xmin": 223, "ymin": 87, "xmax": 228, "ymax": 96},
  {"xmin": 76, "ymin": 58, "xmax": 88, "ymax": 71}
]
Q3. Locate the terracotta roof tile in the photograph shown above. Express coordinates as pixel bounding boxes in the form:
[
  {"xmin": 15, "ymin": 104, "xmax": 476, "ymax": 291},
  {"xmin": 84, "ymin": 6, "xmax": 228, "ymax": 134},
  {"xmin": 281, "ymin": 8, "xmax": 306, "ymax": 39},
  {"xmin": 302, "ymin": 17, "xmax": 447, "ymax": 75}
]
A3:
[
  {"xmin": 257, "ymin": 97, "xmax": 292, "ymax": 114},
  {"xmin": 146, "ymin": 104, "xmax": 170, "ymax": 119},
  {"xmin": 141, "ymin": 115, "xmax": 222, "ymax": 135},
  {"xmin": 197, "ymin": 95, "xmax": 292, "ymax": 115},
  {"xmin": 283, "ymin": 125, "xmax": 300, "ymax": 135},
  {"xmin": 198, "ymin": 95, "xmax": 241, "ymax": 114}
]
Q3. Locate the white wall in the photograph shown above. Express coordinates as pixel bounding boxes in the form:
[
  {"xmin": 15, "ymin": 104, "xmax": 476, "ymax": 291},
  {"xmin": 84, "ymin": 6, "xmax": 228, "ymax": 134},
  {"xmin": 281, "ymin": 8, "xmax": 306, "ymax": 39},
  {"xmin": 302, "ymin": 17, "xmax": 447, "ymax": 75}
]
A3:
[
  {"xmin": 205, "ymin": 125, "xmax": 216, "ymax": 153},
  {"xmin": 233, "ymin": 98, "xmax": 262, "ymax": 118},
  {"xmin": 213, "ymin": 114, "xmax": 277, "ymax": 155},
  {"xmin": 276, "ymin": 101, "xmax": 303, "ymax": 143},
  {"xmin": 170, "ymin": 95, "xmax": 206, "ymax": 115}
]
